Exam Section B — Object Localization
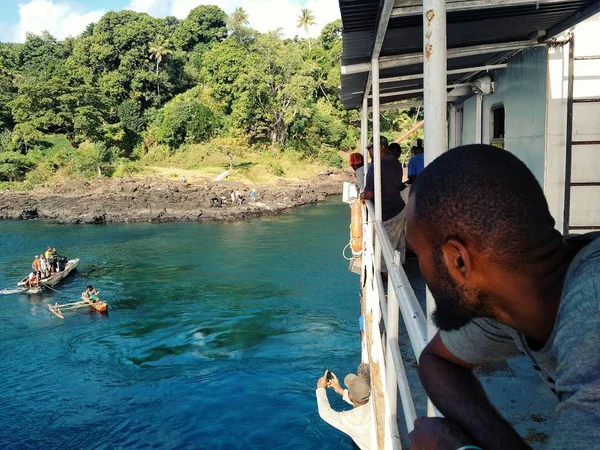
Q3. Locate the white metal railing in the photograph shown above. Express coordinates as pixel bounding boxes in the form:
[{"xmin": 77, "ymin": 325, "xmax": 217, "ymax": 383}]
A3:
[{"xmin": 361, "ymin": 200, "xmax": 437, "ymax": 449}]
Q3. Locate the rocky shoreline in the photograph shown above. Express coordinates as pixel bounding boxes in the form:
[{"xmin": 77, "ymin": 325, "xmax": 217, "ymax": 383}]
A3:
[{"xmin": 0, "ymin": 172, "xmax": 350, "ymax": 224}]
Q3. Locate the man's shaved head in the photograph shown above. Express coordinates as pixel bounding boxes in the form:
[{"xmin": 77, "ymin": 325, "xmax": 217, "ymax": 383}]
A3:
[{"xmin": 410, "ymin": 144, "xmax": 560, "ymax": 269}]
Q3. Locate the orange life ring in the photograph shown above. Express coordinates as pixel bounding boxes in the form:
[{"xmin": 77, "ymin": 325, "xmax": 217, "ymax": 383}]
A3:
[{"xmin": 350, "ymin": 199, "xmax": 363, "ymax": 256}]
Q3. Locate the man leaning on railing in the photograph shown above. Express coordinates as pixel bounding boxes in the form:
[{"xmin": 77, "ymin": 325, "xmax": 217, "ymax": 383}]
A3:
[{"xmin": 406, "ymin": 145, "xmax": 600, "ymax": 450}]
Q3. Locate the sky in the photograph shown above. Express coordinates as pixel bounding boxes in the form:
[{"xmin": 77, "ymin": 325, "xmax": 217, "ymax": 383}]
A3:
[{"xmin": 0, "ymin": 0, "xmax": 341, "ymax": 43}]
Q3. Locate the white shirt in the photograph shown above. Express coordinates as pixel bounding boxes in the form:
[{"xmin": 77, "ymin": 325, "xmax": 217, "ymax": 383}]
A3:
[
  {"xmin": 355, "ymin": 166, "xmax": 365, "ymax": 191},
  {"xmin": 316, "ymin": 387, "xmax": 371, "ymax": 450}
]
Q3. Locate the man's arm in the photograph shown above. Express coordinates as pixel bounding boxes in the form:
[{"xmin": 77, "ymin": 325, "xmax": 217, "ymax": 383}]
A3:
[{"xmin": 419, "ymin": 333, "xmax": 530, "ymax": 449}]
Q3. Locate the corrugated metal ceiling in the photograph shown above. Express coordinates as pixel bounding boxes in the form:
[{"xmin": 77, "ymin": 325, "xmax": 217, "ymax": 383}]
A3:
[{"xmin": 339, "ymin": 0, "xmax": 600, "ymax": 109}]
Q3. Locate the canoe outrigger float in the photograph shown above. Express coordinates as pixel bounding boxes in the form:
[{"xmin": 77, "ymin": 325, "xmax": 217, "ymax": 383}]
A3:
[
  {"xmin": 17, "ymin": 259, "xmax": 80, "ymax": 292},
  {"xmin": 48, "ymin": 294, "xmax": 108, "ymax": 319}
]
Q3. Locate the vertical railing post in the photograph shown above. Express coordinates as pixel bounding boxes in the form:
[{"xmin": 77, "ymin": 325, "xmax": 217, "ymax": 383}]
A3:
[
  {"xmin": 423, "ymin": 0, "xmax": 447, "ymax": 417},
  {"xmin": 386, "ymin": 278, "xmax": 398, "ymax": 426},
  {"xmin": 371, "ymin": 56, "xmax": 382, "ymax": 364},
  {"xmin": 362, "ymin": 97, "xmax": 369, "ymax": 188}
]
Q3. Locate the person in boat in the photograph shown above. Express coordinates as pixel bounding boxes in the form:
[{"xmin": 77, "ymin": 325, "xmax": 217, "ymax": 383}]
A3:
[
  {"xmin": 51, "ymin": 247, "xmax": 59, "ymax": 272},
  {"xmin": 39, "ymin": 254, "xmax": 48, "ymax": 279},
  {"xmin": 316, "ymin": 368, "xmax": 371, "ymax": 450},
  {"xmin": 45, "ymin": 247, "xmax": 54, "ymax": 274},
  {"xmin": 31, "ymin": 255, "xmax": 41, "ymax": 279},
  {"xmin": 82, "ymin": 285, "xmax": 99, "ymax": 302},
  {"xmin": 27, "ymin": 271, "xmax": 39, "ymax": 289},
  {"xmin": 406, "ymin": 145, "xmax": 600, "ymax": 450}
]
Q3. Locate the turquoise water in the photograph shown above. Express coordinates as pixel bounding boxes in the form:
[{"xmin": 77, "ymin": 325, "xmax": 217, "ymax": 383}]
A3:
[{"xmin": 0, "ymin": 200, "xmax": 362, "ymax": 449}]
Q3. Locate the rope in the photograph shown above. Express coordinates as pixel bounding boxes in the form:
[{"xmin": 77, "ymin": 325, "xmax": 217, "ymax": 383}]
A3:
[{"xmin": 342, "ymin": 242, "xmax": 354, "ymax": 261}]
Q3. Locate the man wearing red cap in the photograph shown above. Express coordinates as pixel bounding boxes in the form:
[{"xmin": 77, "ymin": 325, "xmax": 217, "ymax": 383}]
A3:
[{"xmin": 349, "ymin": 152, "xmax": 365, "ymax": 191}]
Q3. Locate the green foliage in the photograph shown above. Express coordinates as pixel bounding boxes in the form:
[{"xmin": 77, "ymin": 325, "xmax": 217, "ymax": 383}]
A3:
[
  {"xmin": 171, "ymin": 5, "xmax": 227, "ymax": 51},
  {"xmin": 0, "ymin": 152, "xmax": 35, "ymax": 181},
  {"xmin": 69, "ymin": 142, "xmax": 120, "ymax": 178},
  {"xmin": 112, "ymin": 159, "xmax": 142, "ymax": 178},
  {"xmin": 151, "ymin": 99, "xmax": 215, "ymax": 148},
  {"xmin": 0, "ymin": 11, "xmax": 426, "ymax": 187},
  {"xmin": 118, "ymin": 100, "xmax": 145, "ymax": 133},
  {"xmin": 268, "ymin": 161, "xmax": 284, "ymax": 177}
]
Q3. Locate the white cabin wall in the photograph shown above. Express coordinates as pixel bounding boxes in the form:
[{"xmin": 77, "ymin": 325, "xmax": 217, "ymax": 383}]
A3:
[
  {"xmin": 457, "ymin": 47, "xmax": 548, "ymax": 186},
  {"xmin": 483, "ymin": 47, "xmax": 548, "ymax": 185}
]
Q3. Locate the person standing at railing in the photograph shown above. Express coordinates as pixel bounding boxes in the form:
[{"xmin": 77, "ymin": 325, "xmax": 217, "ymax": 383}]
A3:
[
  {"xmin": 316, "ymin": 369, "xmax": 372, "ymax": 450},
  {"xmin": 361, "ymin": 135, "xmax": 407, "ymax": 269},
  {"xmin": 407, "ymin": 139, "xmax": 424, "ymax": 185},
  {"xmin": 405, "ymin": 144, "xmax": 600, "ymax": 450},
  {"xmin": 349, "ymin": 152, "xmax": 365, "ymax": 191}
]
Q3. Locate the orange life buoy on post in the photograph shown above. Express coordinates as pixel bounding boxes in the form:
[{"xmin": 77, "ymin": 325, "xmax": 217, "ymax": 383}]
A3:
[{"xmin": 350, "ymin": 199, "xmax": 363, "ymax": 257}]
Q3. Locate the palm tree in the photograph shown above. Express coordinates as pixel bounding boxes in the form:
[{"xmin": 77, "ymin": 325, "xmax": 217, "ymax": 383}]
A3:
[
  {"xmin": 230, "ymin": 7, "xmax": 249, "ymax": 31},
  {"xmin": 149, "ymin": 37, "xmax": 173, "ymax": 97},
  {"xmin": 297, "ymin": 8, "xmax": 316, "ymax": 51},
  {"xmin": 228, "ymin": 7, "xmax": 250, "ymax": 43}
]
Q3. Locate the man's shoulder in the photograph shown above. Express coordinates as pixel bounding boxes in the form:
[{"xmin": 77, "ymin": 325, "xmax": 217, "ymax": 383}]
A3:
[{"xmin": 561, "ymin": 236, "xmax": 600, "ymax": 311}]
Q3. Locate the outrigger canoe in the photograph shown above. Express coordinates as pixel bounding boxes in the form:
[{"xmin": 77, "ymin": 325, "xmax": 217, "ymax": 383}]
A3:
[
  {"xmin": 17, "ymin": 259, "xmax": 80, "ymax": 291},
  {"xmin": 47, "ymin": 294, "xmax": 108, "ymax": 319}
]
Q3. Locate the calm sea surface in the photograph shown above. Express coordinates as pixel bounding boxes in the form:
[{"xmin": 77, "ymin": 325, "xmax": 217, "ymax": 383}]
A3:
[{"xmin": 0, "ymin": 199, "xmax": 362, "ymax": 449}]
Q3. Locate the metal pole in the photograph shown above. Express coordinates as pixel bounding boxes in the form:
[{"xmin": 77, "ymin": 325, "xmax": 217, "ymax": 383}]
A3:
[
  {"xmin": 362, "ymin": 97, "xmax": 369, "ymax": 188},
  {"xmin": 372, "ymin": 56, "xmax": 382, "ymax": 267},
  {"xmin": 475, "ymin": 93, "xmax": 483, "ymax": 144},
  {"xmin": 563, "ymin": 36, "xmax": 575, "ymax": 235},
  {"xmin": 449, "ymin": 104, "xmax": 457, "ymax": 148},
  {"xmin": 423, "ymin": 0, "xmax": 447, "ymax": 418}
]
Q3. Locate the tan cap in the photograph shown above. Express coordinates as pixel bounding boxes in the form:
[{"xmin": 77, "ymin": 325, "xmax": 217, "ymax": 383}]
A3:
[{"xmin": 344, "ymin": 374, "xmax": 370, "ymax": 403}]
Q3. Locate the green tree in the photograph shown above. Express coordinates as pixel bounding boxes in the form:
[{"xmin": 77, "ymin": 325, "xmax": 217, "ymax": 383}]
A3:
[
  {"xmin": 0, "ymin": 152, "xmax": 35, "ymax": 181},
  {"xmin": 227, "ymin": 7, "xmax": 254, "ymax": 45},
  {"xmin": 171, "ymin": 5, "xmax": 228, "ymax": 52},
  {"xmin": 233, "ymin": 33, "xmax": 316, "ymax": 148},
  {"xmin": 149, "ymin": 37, "xmax": 173, "ymax": 96},
  {"xmin": 151, "ymin": 98, "xmax": 215, "ymax": 148},
  {"xmin": 297, "ymin": 8, "xmax": 316, "ymax": 50}
]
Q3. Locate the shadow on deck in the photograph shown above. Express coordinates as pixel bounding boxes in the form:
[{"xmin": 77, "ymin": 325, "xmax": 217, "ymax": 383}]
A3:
[{"xmin": 400, "ymin": 258, "xmax": 557, "ymax": 449}]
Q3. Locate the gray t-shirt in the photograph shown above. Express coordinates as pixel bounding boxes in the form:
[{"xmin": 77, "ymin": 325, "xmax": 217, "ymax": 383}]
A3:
[{"xmin": 441, "ymin": 236, "xmax": 600, "ymax": 449}]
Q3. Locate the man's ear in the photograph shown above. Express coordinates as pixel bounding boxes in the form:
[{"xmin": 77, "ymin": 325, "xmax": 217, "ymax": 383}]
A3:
[{"xmin": 441, "ymin": 238, "xmax": 472, "ymax": 280}]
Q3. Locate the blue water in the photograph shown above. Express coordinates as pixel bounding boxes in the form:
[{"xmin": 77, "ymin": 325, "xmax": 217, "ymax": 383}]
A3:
[{"xmin": 0, "ymin": 200, "xmax": 362, "ymax": 449}]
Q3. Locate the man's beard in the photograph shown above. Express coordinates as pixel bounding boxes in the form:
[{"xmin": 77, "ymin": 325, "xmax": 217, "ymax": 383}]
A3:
[{"xmin": 428, "ymin": 249, "xmax": 493, "ymax": 331}]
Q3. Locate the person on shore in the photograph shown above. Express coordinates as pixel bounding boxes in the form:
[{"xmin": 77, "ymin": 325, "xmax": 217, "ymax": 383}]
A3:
[
  {"xmin": 406, "ymin": 144, "xmax": 600, "ymax": 450},
  {"xmin": 407, "ymin": 139, "xmax": 424, "ymax": 184},
  {"xmin": 362, "ymin": 135, "xmax": 407, "ymax": 270},
  {"xmin": 236, "ymin": 190, "xmax": 243, "ymax": 205},
  {"xmin": 230, "ymin": 191, "xmax": 235, "ymax": 205},
  {"xmin": 250, "ymin": 189, "xmax": 256, "ymax": 202},
  {"xmin": 82, "ymin": 285, "xmax": 99, "ymax": 302},
  {"xmin": 348, "ymin": 153, "xmax": 365, "ymax": 191},
  {"xmin": 316, "ymin": 368, "xmax": 372, "ymax": 450}
]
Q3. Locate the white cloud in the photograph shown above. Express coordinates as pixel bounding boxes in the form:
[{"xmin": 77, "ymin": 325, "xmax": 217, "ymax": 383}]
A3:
[
  {"xmin": 13, "ymin": 0, "xmax": 105, "ymax": 42},
  {"xmin": 133, "ymin": 0, "xmax": 341, "ymax": 37},
  {"xmin": 8, "ymin": 0, "xmax": 340, "ymax": 43}
]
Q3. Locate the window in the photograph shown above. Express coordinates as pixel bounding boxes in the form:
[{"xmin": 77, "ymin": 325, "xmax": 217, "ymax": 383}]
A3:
[{"xmin": 490, "ymin": 104, "xmax": 505, "ymax": 149}]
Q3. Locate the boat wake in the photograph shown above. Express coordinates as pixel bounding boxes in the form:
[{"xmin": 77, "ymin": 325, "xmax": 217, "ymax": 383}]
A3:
[{"xmin": 0, "ymin": 288, "xmax": 21, "ymax": 295}]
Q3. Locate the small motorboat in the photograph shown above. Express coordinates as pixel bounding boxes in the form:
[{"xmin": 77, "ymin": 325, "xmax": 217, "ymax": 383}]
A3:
[{"xmin": 17, "ymin": 259, "xmax": 80, "ymax": 292}]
